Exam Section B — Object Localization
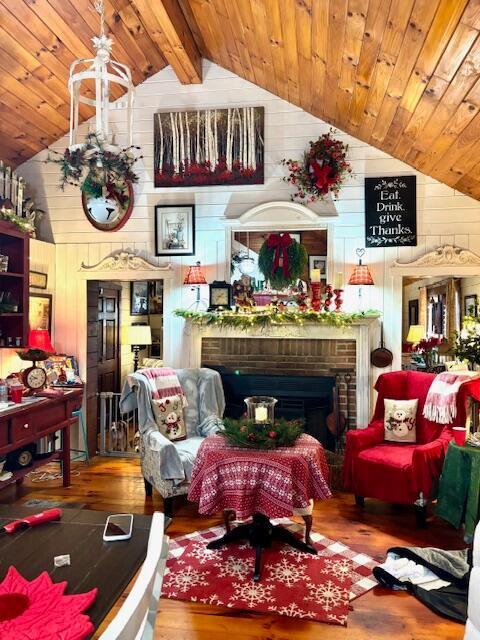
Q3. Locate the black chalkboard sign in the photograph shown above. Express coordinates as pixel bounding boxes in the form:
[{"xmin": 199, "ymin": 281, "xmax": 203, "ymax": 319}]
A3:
[{"xmin": 365, "ymin": 176, "xmax": 417, "ymax": 247}]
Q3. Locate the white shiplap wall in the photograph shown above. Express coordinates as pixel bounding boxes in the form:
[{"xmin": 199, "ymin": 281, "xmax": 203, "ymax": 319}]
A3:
[{"xmin": 17, "ymin": 60, "xmax": 480, "ymax": 384}]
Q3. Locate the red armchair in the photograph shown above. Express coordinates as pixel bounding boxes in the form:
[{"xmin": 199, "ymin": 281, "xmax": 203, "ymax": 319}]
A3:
[{"xmin": 344, "ymin": 370, "xmax": 480, "ymax": 522}]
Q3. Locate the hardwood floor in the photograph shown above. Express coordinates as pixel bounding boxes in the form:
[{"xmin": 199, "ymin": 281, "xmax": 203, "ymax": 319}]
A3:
[{"xmin": 2, "ymin": 456, "xmax": 466, "ymax": 639}]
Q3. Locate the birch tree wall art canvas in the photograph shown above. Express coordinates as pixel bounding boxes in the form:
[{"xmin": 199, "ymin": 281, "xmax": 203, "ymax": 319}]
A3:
[{"xmin": 154, "ymin": 107, "xmax": 264, "ymax": 187}]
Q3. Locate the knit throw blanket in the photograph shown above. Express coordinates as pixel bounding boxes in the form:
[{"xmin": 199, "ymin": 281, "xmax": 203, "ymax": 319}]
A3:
[
  {"xmin": 423, "ymin": 371, "xmax": 480, "ymax": 424},
  {"xmin": 137, "ymin": 367, "xmax": 186, "ymax": 405}
]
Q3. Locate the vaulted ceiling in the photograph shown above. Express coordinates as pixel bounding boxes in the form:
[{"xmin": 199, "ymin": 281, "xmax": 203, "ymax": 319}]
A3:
[{"xmin": 4, "ymin": 1, "xmax": 480, "ymax": 199}]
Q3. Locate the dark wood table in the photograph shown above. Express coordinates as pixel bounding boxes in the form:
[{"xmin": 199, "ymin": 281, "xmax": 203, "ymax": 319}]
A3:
[
  {"xmin": 0, "ymin": 388, "xmax": 83, "ymax": 490},
  {"xmin": 0, "ymin": 506, "xmax": 152, "ymax": 635}
]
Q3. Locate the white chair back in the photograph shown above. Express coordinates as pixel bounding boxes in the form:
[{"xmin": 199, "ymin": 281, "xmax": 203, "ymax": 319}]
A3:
[{"xmin": 100, "ymin": 512, "xmax": 168, "ymax": 640}]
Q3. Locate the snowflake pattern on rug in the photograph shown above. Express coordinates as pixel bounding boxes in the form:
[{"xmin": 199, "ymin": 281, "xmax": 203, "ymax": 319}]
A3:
[
  {"xmin": 321, "ymin": 558, "xmax": 352, "ymax": 583},
  {"xmin": 228, "ymin": 581, "xmax": 275, "ymax": 608},
  {"xmin": 188, "ymin": 542, "xmax": 221, "ymax": 565},
  {"xmin": 215, "ymin": 555, "xmax": 251, "ymax": 579},
  {"xmin": 266, "ymin": 557, "xmax": 307, "ymax": 587},
  {"xmin": 162, "ymin": 539, "xmax": 351, "ymax": 625},
  {"xmin": 305, "ymin": 579, "xmax": 349, "ymax": 612},
  {"xmin": 165, "ymin": 518, "xmax": 379, "ymax": 624},
  {"xmin": 163, "ymin": 565, "xmax": 210, "ymax": 595}
]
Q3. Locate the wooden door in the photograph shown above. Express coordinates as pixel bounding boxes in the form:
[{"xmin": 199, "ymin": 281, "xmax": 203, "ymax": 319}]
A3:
[
  {"xmin": 86, "ymin": 282, "xmax": 121, "ymax": 455},
  {"xmin": 97, "ymin": 286, "xmax": 120, "ymax": 394}
]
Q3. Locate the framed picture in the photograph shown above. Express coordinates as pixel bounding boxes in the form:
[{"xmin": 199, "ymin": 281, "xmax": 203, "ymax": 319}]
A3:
[
  {"xmin": 290, "ymin": 233, "xmax": 301, "ymax": 244},
  {"xmin": 154, "ymin": 205, "xmax": 195, "ymax": 256},
  {"xmin": 130, "ymin": 281, "xmax": 149, "ymax": 316},
  {"xmin": 408, "ymin": 299, "xmax": 419, "ymax": 325},
  {"xmin": 309, "ymin": 255, "xmax": 327, "ymax": 279},
  {"xmin": 154, "ymin": 107, "xmax": 265, "ymax": 187},
  {"xmin": 149, "ymin": 280, "xmax": 163, "ymax": 315},
  {"xmin": 29, "ymin": 270, "xmax": 47, "ymax": 290},
  {"xmin": 464, "ymin": 294, "xmax": 478, "ymax": 318},
  {"xmin": 29, "ymin": 293, "xmax": 52, "ymax": 333}
]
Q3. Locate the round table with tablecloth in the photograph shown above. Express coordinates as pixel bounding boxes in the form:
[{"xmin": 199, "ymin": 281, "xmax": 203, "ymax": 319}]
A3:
[{"xmin": 188, "ymin": 433, "xmax": 331, "ymax": 541}]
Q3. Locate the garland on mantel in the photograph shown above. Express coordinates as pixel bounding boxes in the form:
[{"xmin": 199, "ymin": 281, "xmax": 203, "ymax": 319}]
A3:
[{"xmin": 174, "ymin": 308, "xmax": 380, "ymax": 330}]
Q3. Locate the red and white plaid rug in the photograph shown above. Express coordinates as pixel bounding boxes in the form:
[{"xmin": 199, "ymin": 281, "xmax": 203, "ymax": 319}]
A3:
[{"xmin": 164, "ymin": 518, "xmax": 378, "ymax": 625}]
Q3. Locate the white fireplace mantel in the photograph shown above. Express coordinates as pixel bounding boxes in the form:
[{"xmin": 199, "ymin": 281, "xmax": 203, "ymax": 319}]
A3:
[{"xmin": 183, "ymin": 316, "xmax": 380, "ymax": 427}]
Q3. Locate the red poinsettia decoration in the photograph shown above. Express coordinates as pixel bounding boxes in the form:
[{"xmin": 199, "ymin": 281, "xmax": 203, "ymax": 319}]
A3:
[
  {"xmin": 0, "ymin": 566, "xmax": 97, "ymax": 640},
  {"xmin": 413, "ymin": 336, "xmax": 442, "ymax": 354},
  {"xmin": 281, "ymin": 129, "xmax": 352, "ymax": 203}
]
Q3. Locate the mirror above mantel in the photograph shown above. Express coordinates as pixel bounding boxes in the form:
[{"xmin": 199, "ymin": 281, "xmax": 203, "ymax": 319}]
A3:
[{"xmin": 225, "ymin": 201, "xmax": 335, "ymax": 309}]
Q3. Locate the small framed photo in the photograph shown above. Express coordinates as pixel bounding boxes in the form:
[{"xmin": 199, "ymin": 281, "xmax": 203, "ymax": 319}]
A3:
[
  {"xmin": 155, "ymin": 205, "xmax": 195, "ymax": 256},
  {"xmin": 290, "ymin": 232, "xmax": 301, "ymax": 244},
  {"xmin": 29, "ymin": 270, "xmax": 48, "ymax": 290},
  {"xmin": 130, "ymin": 281, "xmax": 149, "ymax": 316},
  {"xmin": 309, "ymin": 255, "xmax": 327, "ymax": 279},
  {"xmin": 464, "ymin": 294, "xmax": 478, "ymax": 318},
  {"xmin": 29, "ymin": 293, "xmax": 52, "ymax": 333},
  {"xmin": 149, "ymin": 280, "xmax": 163, "ymax": 315},
  {"xmin": 408, "ymin": 299, "xmax": 419, "ymax": 325}
]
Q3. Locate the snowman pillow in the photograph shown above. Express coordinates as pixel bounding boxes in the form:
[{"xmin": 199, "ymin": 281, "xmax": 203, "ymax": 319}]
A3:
[
  {"xmin": 384, "ymin": 398, "xmax": 418, "ymax": 444},
  {"xmin": 152, "ymin": 395, "xmax": 187, "ymax": 442}
]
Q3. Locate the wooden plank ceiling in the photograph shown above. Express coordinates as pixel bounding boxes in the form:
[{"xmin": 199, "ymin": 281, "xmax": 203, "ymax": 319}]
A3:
[{"xmin": 4, "ymin": 1, "xmax": 480, "ymax": 200}]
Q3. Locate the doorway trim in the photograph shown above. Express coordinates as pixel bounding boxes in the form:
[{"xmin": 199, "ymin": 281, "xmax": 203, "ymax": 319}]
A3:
[{"xmin": 78, "ymin": 251, "xmax": 174, "ymax": 384}]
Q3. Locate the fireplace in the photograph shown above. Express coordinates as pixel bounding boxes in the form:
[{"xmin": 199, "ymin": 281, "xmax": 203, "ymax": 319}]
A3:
[
  {"xmin": 209, "ymin": 367, "xmax": 338, "ymax": 448},
  {"xmin": 183, "ymin": 315, "xmax": 379, "ymax": 429},
  {"xmin": 201, "ymin": 336, "xmax": 359, "ymax": 449}
]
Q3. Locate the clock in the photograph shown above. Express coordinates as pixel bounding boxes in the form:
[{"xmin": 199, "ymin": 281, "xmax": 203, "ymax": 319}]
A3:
[
  {"xmin": 208, "ymin": 281, "xmax": 233, "ymax": 311},
  {"xmin": 82, "ymin": 180, "xmax": 134, "ymax": 232},
  {"xmin": 22, "ymin": 366, "xmax": 47, "ymax": 391}
]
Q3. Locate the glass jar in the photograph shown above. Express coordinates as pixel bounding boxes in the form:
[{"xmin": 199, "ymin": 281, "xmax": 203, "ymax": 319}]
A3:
[
  {"xmin": 244, "ymin": 396, "xmax": 277, "ymax": 424},
  {"xmin": 0, "ymin": 255, "xmax": 8, "ymax": 273}
]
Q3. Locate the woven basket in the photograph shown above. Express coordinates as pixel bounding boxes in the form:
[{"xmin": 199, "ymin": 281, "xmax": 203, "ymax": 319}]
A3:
[{"xmin": 324, "ymin": 450, "xmax": 345, "ymax": 491}]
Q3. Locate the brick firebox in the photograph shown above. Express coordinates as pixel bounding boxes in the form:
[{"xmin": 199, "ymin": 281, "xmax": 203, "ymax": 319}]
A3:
[{"xmin": 201, "ymin": 337, "xmax": 357, "ymax": 429}]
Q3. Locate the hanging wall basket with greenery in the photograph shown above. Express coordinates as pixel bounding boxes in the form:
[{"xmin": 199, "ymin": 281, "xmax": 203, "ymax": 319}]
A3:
[
  {"xmin": 281, "ymin": 129, "xmax": 352, "ymax": 203},
  {"xmin": 258, "ymin": 233, "xmax": 308, "ymax": 289},
  {"xmin": 47, "ymin": 132, "xmax": 142, "ymax": 204}
]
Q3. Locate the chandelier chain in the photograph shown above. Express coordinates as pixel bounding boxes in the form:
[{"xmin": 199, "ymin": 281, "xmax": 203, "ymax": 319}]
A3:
[{"xmin": 94, "ymin": 0, "xmax": 105, "ymax": 37}]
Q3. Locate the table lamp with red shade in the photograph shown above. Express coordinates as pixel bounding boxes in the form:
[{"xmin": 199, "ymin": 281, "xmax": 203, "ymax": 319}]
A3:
[
  {"xmin": 17, "ymin": 329, "xmax": 55, "ymax": 391},
  {"xmin": 28, "ymin": 329, "xmax": 55, "ymax": 355},
  {"xmin": 183, "ymin": 261, "xmax": 207, "ymax": 309}
]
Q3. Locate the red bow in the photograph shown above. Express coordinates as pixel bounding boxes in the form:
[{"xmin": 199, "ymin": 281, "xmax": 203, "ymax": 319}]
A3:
[
  {"xmin": 106, "ymin": 182, "xmax": 129, "ymax": 207},
  {"xmin": 310, "ymin": 160, "xmax": 337, "ymax": 194},
  {"xmin": 267, "ymin": 233, "xmax": 293, "ymax": 277}
]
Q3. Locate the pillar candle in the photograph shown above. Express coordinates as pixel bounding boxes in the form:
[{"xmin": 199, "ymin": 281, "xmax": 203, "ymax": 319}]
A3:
[
  {"xmin": 311, "ymin": 268, "xmax": 321, "ymax": 283},
  {"xmin": 255, "ymin": 406, "xmax": 268, "ymax": 422},
  {"xmin": 334, "ymin": 272, "xmax": 344, "ymax": 289}
]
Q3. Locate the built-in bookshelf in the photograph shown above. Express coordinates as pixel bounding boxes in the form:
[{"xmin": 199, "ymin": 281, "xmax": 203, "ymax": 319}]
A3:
[{"xmin": 0, "ymin": 221, "xmax": 29, "ymax": 348}]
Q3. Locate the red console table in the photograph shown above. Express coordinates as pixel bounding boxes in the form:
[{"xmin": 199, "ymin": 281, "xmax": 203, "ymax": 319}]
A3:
[{"xmin": 0, "ymin": 388, "xmax": 83, "ymax": 489}]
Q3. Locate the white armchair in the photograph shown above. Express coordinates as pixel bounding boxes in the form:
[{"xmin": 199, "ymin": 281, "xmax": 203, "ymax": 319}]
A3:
[{"xmin": 120, "ymin": 368, "xmax": 225, "ymax": 517}]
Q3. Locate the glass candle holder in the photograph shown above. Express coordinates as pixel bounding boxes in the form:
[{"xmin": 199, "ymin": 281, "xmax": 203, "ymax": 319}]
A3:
[{"xmin": 244, "ymin": 396, "xmax": 277, "ymax": 424}]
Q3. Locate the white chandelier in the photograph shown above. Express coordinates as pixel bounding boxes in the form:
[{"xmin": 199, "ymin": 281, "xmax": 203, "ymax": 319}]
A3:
[{"xmin": 68, "ymin": 0, "xmax": 134, "ymax": 148}]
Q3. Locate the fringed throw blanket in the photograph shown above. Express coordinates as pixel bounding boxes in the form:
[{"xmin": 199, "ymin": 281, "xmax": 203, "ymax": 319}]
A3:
[
  {"xmin": 423, "ymin": 371, "xmax": 480, "ymax": 424},
  {"xmin": 137, "ymin": 367, "xmax": 187, "ymax": 405}
]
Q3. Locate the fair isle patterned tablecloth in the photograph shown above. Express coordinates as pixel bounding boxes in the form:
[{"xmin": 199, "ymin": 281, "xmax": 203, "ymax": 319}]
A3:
[{"xmin": 188, "ymin": 433, "xmax": 332, "ymax": 519}]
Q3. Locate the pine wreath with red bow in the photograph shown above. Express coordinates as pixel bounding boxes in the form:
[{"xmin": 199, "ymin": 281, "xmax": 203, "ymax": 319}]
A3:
[
  {"xmin": 258, "ymin": 233, "xmax": 308, "ymax": 290},
  {"xmin": 281, "ymin": 129, "xmax": 352, "ymax": 203}
]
